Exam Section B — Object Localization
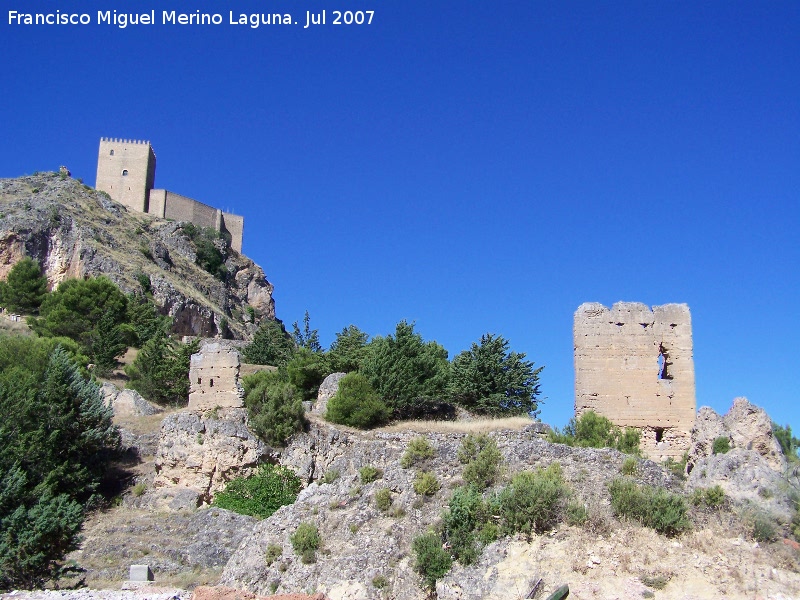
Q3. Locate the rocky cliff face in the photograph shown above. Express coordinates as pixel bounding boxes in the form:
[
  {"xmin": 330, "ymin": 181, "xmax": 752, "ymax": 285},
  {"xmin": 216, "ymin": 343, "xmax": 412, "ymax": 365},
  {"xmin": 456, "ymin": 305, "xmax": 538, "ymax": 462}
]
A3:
[{"xmin": 0, "ymin": 172, "xmax": 274, "ymax": 339}]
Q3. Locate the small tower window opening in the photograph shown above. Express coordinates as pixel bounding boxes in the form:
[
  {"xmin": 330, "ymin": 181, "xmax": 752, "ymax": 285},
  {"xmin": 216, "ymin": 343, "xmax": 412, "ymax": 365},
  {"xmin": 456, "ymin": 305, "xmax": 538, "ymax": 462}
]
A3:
[
  {"xmin": 658, "ymin": 344, "xmax": 672, "ymax": 380},
  {"xmin": 110, "ymin": 150, "xmax": 114, "ymax": 156},
  {"xmin": 209, "ymin": 379, "xmax": 214, "ymax": 388},
  {"xmin": 197, "ymin": 378, "xmax": 202, "ymax": 385},
  {"xmin": 122, "ymin": 169, "xmax": 128, "ymax": 176},
  {"xmin": 654, "ymin": 427, "xmax": 664, "ymax": 443}
]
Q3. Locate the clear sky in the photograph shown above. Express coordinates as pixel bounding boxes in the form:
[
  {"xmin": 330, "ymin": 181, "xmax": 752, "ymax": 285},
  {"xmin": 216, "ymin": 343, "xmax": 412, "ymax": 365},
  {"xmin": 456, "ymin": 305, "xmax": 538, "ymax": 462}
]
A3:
[{"xmin": 1, "ymin": 1, "xmax": 797, "ymax": 429}]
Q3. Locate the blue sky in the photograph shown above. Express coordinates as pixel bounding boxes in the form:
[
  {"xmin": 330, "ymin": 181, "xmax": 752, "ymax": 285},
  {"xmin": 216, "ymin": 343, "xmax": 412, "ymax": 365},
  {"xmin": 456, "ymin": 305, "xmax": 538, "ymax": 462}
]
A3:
[{"xmin": 1, "ymin": 1, "xmax": 797, "ymax": 429}]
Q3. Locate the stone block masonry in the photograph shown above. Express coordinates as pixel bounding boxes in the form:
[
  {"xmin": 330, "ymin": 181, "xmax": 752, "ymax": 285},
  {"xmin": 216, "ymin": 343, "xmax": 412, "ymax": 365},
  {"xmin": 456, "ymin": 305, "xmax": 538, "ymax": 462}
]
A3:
[
  {"xmin": 187, "ymin": 342, "xmax": 244, "ymax": 411},
  {"xmin": 574, "ymin": 302, "xmax": 696, "ymax": 460}
]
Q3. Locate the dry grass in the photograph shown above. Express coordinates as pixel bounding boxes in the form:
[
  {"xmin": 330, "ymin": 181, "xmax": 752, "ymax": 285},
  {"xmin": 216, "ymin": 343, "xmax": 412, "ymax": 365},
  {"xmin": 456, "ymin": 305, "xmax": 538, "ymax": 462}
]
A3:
[{"xmin": 380, "ymin": 416, "xmax": 534, "ymax": 434}]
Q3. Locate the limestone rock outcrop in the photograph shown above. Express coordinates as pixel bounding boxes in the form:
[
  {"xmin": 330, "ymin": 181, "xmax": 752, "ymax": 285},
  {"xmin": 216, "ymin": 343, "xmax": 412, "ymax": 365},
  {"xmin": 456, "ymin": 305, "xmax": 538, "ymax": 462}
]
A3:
[
  {"xmin": 313, "ymin": 372, "xmax": 346, "ymax": 415},
  {"xmin": 153, "ymin": 408, "xmax": 272, "ymax": 502},
  {"xmin": 0, "ymin": 173, "xmax": 275, "ymax": 340},
  {"xmin": 101, "ymin": 383, "xmax": 164, "ymax": 417},
  {"xmin": 689, "ymin": 397, "xmax": 786, "ymax": 472}
]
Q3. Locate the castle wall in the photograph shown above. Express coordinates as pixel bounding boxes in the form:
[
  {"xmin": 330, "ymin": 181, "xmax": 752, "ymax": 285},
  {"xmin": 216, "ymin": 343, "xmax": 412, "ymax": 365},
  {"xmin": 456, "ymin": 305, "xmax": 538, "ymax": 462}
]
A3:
[
  {"xmin": 95, "ymin": 139, "xmax": 155, "ymax": 213},
  {"xmin": 221, "ymin": 213, "xmax": 244, "ymax": 253},
  {"xmin": 148, "ymin": 190, "xmax": 243, "ymax": 252},
  {"xmin": 574, "ymin": 302, "xmax": 696, "ymax": 460}
]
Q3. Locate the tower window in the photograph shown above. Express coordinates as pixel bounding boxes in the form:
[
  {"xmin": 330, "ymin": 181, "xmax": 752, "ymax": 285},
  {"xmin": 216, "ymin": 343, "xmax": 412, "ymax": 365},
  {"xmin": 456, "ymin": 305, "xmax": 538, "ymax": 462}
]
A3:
[
  {"xmin": 110, "ymin": 150, "xmax": 114, "ymax": 156},
  {"xmin": 122, "ymin": 169, "xmax": 128, "ymax": 176}
]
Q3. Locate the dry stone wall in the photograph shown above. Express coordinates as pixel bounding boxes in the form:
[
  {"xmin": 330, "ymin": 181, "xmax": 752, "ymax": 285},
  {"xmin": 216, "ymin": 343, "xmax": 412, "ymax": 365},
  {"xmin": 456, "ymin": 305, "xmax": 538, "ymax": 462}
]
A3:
[{"xmin": 574, "ymin": 302, "xmax": 696, "ymax": 459}]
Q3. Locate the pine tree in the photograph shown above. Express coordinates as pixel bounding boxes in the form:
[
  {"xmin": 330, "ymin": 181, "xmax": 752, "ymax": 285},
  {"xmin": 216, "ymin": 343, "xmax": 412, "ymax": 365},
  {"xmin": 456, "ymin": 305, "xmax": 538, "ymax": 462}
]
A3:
[{"xmin": 0, "ymin": 257, "xmax": 48, "ymax": 315}]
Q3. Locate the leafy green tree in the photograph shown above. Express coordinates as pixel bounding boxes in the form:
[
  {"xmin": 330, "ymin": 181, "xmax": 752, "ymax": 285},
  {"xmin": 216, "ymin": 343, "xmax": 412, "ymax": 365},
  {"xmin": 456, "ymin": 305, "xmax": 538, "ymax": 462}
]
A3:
[
  {"xmin": 324, "ymin": 372, "xmax": 391, "ymax": 429},
  {"xmin": 291, "ymin": 311, "xmax": 322, "ymax": 353},
  {"xmin": 0, "ymin": 257, "xmax": 48, "ymax": 315},
  {"xmin": 28, "ymin": 276, "xmax": 129, "ymax": 354},
  {"xmin": 85, "ymin": 309, "xmax": 132, "ymax": 376},
  {"xmin": 773, "ymin": 423, "xmax": 800, "ymax": 463},
  {"xmin": 361, "ymin": 321, "xmax": 450, "ymax": 418},
  {"xmin": 0, "ymin": 339, "xmax": 119, "ymax": 589},
  {"xmin": 412, "ymin": 532, "xmax": 452, "ymax": 589},
  {"xmin": 286, "ymin": 348, "xmax": 330, "ymax": 402},
  {"xmin": 243, "ymin": 371, "xmax": 305, "ymax": 447},
  {"xmin": 450, "ymin": 333, "xmax": 543, "ymax": 417},
  {"xmin": 327, "ymin": 325, "xmax": 369, "ymax": 373},
  {"xmin": 126, "ymin": 294, "xmax": 171, "ymax": 347},
  {"xmin": 125, "ymin": 330, "xmax": 198, "ymax": 406},
  {"xmin": 242, "ymin": 319, "xmax": 295, "ymax": 367}
]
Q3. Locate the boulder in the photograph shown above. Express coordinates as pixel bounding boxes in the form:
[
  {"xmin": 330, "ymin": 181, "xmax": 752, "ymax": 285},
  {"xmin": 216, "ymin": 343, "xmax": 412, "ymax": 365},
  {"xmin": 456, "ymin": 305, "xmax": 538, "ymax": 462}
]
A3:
[{"xmin": 314, "ymin": 372, "xmax": 346, "ymax": 416}]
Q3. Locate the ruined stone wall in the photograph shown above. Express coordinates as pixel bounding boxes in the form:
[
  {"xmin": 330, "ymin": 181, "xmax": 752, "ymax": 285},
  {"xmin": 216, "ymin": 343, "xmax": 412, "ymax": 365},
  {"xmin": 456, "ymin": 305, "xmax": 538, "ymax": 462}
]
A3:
[
  {"xmin": 574, "ymin": 302, "xmax": 696, "ymax": 459},
  {"xmin": 95, "ymin": 138, "xmax": 155, "ymax": 213},
  {"xmin": 221, "ymin": 212, "xmax": 244, "ymax": 253},
  {"xmin": 187, "ymin": 342, "xmax": 245, "ymax": 411}
]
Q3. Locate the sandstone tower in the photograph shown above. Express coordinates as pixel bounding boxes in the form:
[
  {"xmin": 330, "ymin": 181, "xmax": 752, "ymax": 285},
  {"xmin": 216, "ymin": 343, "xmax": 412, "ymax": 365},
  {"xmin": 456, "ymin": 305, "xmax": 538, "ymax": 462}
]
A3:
[
  {"xmin": 95, "ymin": 138, "xmax": 244, "ymax": 253},
  {"xmin": 574, "ymin": 302, "xmax": 696, "ymax": 460},
  {"xmin": 96, "ymin": 138, "xmax": 156, "ymax": 213}
]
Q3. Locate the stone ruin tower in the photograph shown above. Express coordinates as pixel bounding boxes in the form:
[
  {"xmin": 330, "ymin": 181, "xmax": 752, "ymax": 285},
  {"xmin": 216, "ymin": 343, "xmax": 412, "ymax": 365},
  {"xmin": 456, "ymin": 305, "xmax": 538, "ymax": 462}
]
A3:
[
  {"xmin": 187, "ymin": 342, "xmax": 245, "ymax": 411},
  {"xmin": 574, "ymin": 302, "xmax": 696, "ymax": 460}
]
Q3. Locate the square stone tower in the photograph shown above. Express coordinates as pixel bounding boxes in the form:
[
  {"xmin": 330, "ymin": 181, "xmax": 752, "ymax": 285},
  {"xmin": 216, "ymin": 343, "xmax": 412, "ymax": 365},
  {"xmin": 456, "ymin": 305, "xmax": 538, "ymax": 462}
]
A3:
[
  {"xmin": 574, "ymin": 302, "xmax": 696, "ymax": 460},
  {"xmin": 95, "ymin": 138, "xmax": 156, "ymax": 213}
]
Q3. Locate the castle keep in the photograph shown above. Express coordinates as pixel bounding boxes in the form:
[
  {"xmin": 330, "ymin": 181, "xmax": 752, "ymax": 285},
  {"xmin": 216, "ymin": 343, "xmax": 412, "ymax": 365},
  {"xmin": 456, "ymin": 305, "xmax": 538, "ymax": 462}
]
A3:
[
  {"xmin": 95, "ymin": 138, "xmax": 244, "ymax": 252},
  {"xmin": 574, "ymin": 302, "xmax": 696, "ymax": 460}
]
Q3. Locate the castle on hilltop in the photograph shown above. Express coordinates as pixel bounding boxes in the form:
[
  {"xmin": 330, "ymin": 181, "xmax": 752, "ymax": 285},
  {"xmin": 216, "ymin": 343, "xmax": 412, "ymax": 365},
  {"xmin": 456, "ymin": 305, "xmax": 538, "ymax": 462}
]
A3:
[{"xmin": 95, "ymin": 138, "xmax": 243, "ymax": 252}]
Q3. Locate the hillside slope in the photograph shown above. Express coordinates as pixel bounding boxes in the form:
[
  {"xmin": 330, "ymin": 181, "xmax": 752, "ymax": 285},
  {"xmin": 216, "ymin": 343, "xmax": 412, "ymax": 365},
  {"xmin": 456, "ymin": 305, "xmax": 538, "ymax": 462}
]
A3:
[{"xmin": 0, "ymin": 172, "xmax": 274, "ymax": 339}]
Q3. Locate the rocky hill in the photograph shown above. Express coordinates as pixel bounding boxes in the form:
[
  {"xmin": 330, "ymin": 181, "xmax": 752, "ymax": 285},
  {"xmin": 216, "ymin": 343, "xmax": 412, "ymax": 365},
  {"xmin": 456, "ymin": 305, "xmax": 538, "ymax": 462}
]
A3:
[{"xmin": 0, "ymin": 172, "xmax": 274, "ymax": 339}]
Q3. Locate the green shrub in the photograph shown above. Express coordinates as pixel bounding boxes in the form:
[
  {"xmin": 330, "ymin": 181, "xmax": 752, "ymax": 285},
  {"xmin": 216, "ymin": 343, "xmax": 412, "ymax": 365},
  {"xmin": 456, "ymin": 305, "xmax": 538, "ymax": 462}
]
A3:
[
  {"xmin": 620, "ymin": 457, "xmax": 639, "ymax": 476},
  {"xmin": 412, "ymin": 532, "xmax": 452, "ymax": 589},
  {"xmin": 243, "ymin": 371, "xmax": 306, "ymax": 447},
  {"xmin": 325, "ymin": 372, "xmax": 391, "ymax": 429},
  {"xmin": 712, "ymin": 436, "xmax": 731, "ymax": 455},
  {"xmin": 401, "ymin": 437, "xmax": 435, "ymax": 468},
  {"xmin": 690, "ymin": 485, "xmax": 725, "ymax": 508},
  {"xmin": 291, "ymin": 523, "xmax": 321, "ymax": 564},
  {"xmin": 286, "ymin": 348, "xmax": 329, "ymax": 402},
  {"xmin": 566, "ymin": 500, "xmax": 589, "ymax": 526},
  {"xmin": 773, "ymin": 423, "xmax": 800, "ymax": 463},
  {"xmin": 372, "ymin": 575, "xmax": 389, "ymax": 589},
  {"xmin": 608, "ymin": 478, "xmax": 690, "ymax": 536},
  {"xmin": 443, "ymin": 485, "xmax": 493, "ymax": 565},
  {"xmin": 328, "ymin": 325, "xmax": 370, "ymax": 373},
  {"xmin": 0, "ymin": 257, "xmax": 48, "ymax": 314},
  {"xmin": 212, "ymin": 464, "xmax": 302, "ymax": 519},
  {"xmin": 752, "ymin": 514, "xmax": 777, "ymax": 543},
  {"xmin": 359, "ymin": 466, "xmax": 383, "ymax": 484},
  {"xmin": 498, "ymin": 463, "xmax": 568, "ymax": 535},
  {"xmin": 548, "ymin": 411, "xmax": 641, "ymax": 455},
  {"xmin": 132, "ymin": 482, "xmax": 147, "ymax": 497},
  {"xmin": 321, "ymin": 469, "xmax": 340, "ymax": 484},
  {"xmin": 414, "ymin": 471, "xmax": 440, "ymax": 496},
  {"xmin": 458, "ymin": 434, "xmax": 502, "ymax": 489},
  {"xmin": 242, "ymin": 319, "xmax": 295, "ymax": 367},
  {"xmin": 662, "ymin": 453, "xmax": 689, "ymax": 480},
  {"xmin": 264, "ymin": 544, "xmax": 282, "ymax": 566},
  {"xmin": 375, "ymin": 488, "xmax": 393, "ymax": 512}
]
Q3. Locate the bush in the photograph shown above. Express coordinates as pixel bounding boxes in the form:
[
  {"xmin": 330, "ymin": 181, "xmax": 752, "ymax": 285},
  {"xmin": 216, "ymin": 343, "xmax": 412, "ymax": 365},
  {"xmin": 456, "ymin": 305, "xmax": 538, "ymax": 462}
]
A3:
[
  {"xmin": 243, "ymin": 371, "xmax": 306, "ymax": 447},
  {"xmin": 548, "ymin": 411, "xmax": 641, "ymax": 455},
  {"xmin": 212, "ymin": 464, "xmax": 302, "ymax": 519},
  {"xmin": 443, "ymin": 486, "xmax": 493, "ymax": 565},
  {"xmin": 752, "ymin": 514, "xmax": 777, "ymax": 543},
  {"xmin": 375, "ymin": 488, "xmax": 393, "ymax": 512},
  {"xmin": 773, "ymin": 423, "xmax": 800, "ymax": 463},
  {"xmin": 361, "ymin": 321, "xmax": 450, "ymax": 418},
  {"xmin": 608, "ymin": 478, "xmax": 690, "ymax": 536},
  {"xmin": 412, "ymin": 532, "xmax": 452, "ymax": 589},
  {"xmin": 458, "ymin": 434, "xmax": 502, "ymax": 489},
  {"xmin": 286, "ymin": 348, "xmax": 329, "ymax": 402},
  {"xmin": 712, "ymin": 436, "xmax": 731, "ymax": 455},
  {"xmin": 449, "ymin": 333, "xmax": 543, "ymax": 416},
  {"xmin": 290, "ymin": 523, "xmax": 321, "ymax": 564},
  {"xmin": 264, "ymin": 544, "xmax": 282, "ymax": 566},
  {"xmin": 359, "ymin": 466, "xmax": 382, "ymax": 484},
  {"xmin": 325, "ymin": 372, "xmax": 391, "ymax": 429},
  {"xmin": 498, "ymin": 463, "xmax": 567, "ymax": 535},
  {"xmin": 690, "ymin": 485, "xmax": 725, "ymax": 508},
  {"xmin": 620, "ymin": 457, "xmax": 639, "ymax": 476},
  {"xmin": 321, "ymin": 469, "xmax": 340, "ymax": 484},
  {"xmin": 401, "ymin": 437, "xmax": 435, "ymax": 468},
  {"xmin": 566, "ymin": 500, "xmax": 589, "ymax": 526},
  {"xmin": 0, "ymin": 257, "xmax": 48, "ymax": 314},
  {"xmin": 413, "ymin": 471, "xmax": 440, "ymax": 496}
]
